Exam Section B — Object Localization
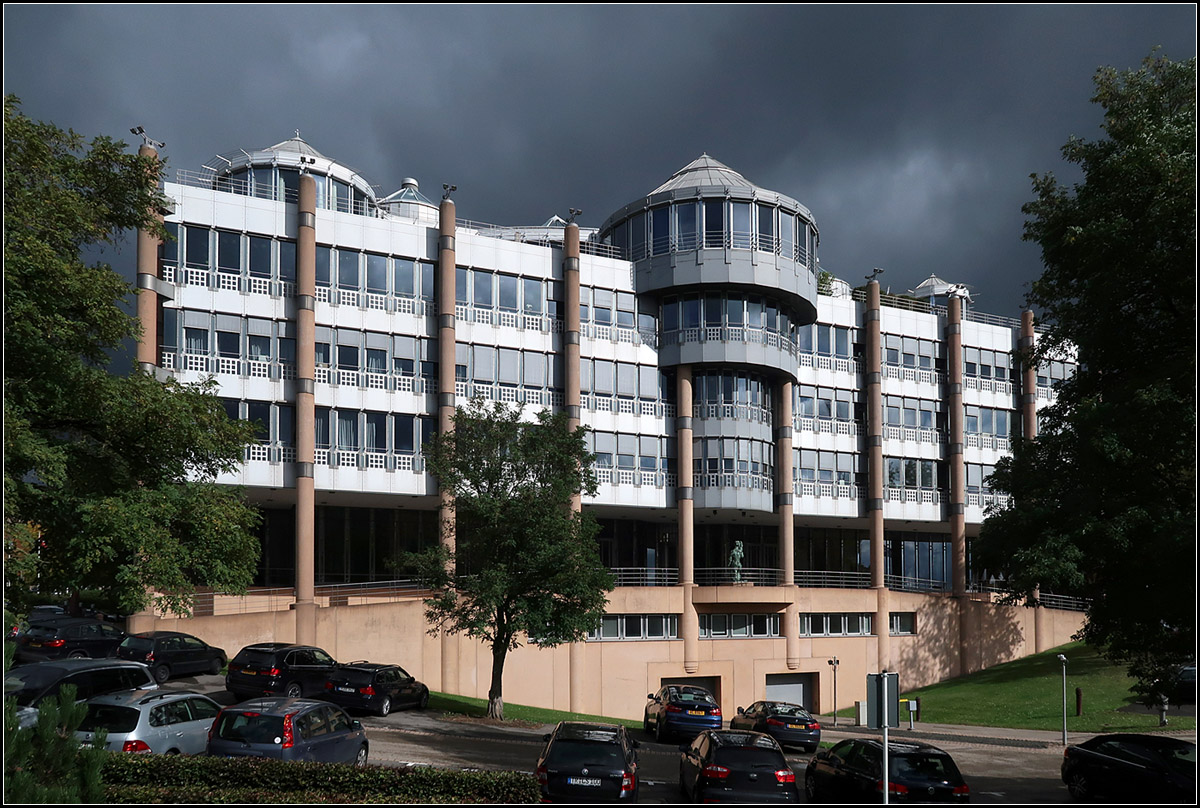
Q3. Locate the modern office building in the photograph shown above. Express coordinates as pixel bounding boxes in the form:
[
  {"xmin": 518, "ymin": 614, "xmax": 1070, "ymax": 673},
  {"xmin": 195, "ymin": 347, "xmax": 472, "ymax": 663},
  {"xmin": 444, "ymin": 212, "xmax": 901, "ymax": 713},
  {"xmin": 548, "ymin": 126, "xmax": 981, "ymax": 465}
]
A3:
[{"xmin": 129, "ymin": 135, "xmax": 1083, "ymax": 718}]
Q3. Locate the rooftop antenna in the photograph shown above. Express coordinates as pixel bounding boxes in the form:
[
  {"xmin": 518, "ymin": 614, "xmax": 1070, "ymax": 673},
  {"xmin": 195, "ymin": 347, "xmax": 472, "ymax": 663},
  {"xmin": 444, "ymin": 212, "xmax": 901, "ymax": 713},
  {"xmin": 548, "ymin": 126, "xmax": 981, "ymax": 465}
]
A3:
[
  {"xmin": 298, "ymin": 155, "xmax": 317, "ymax": 174},
  {"xmin": 442, "ymin": 183, "xmax": 457, "ymax": 200},
  {"xmin": 866, "ymin": 267, "xmax": 884, "ymax": 282},
  {"xmin": 567, "ymin": 208, "xmax": 582, "ymax": 224},
  {"xmin": 129, "ymin": 126, "xmax": 165, "ymax": 150}
]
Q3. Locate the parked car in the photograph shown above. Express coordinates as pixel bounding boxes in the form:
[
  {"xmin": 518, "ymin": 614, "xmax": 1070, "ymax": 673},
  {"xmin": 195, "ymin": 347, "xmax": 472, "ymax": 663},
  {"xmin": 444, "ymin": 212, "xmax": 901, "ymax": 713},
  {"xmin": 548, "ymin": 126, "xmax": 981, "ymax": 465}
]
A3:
[
  {"xmin": 5, "ymin": 658, "xmax": 157, "ymax": 728},
  {"xmin": 8, "ymin": 605, "xmax": 67, "ymax": 639},
  {"xmin": 805, "ymin": 738, "xmax": 970, "ymax": 803},
  {"xmin": 1061, "ymin": 733, "xmax": 1195, "ymax": 802},
  {"xmin": 76, "ymin": 689, "xmax": 221, "ymax": 755},
  {"xmin": 117, "ymin": 631, "xmax": 226, "ymax": 683},
  {"xmin": 678, "ymin": 729, "xmax": 799, "ymax": 803},
  {"xmin": 321, "ymin": 661, "xmax": 429, "ymax": 716},
  {"xmin": 207, "ymin": 697, "xmax": 369, "ymax": 766},
  {"xmin": 643, "ymin": 684, "xmax": 722, "ymax": 742},
  {"xmin": 536, "ymin": 721, "xmax": 641, "ymax": 803},
  {"xmin": 225, "ymin": 643, "xmax": 337, "ymax": 700},
  {"xmin": 1170, "ymin": 664, "xmax": 1196, "ymax": 705},
  {"xmin": 729, "ymin": 700, "xmax": 821, "ymax": 752},
  {"xmin": 13, "ymin": 617, "xmax": 125, "ymax": 663}
]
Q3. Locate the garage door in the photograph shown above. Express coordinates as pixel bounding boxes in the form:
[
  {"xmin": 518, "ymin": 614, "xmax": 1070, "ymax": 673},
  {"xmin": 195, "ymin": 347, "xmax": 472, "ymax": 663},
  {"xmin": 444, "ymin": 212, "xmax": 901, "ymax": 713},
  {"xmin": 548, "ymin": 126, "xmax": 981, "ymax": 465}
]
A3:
[{"xmin": 765, "ymin": 673, "xmax": 817, "ymax": 710}]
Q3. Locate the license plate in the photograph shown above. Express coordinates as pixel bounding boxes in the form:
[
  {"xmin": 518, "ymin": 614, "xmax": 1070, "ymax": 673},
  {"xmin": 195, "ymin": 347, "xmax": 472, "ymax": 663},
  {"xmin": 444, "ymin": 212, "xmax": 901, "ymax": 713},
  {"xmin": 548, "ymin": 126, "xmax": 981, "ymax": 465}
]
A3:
[
  {"xmin": 337, "ymin": 686, "xmax": 355, "ymax": 693},
  {"xmin": 243, "ymin": 670, "xmax": 257, "ymax": 675},
  {"xmin": 787, "ymin": 723, "xmax": 802, "ymax": 729},
  {"xmin": 687, "ymin": 709, "xmax": 705, "ymax": 715},
  {"xmin": 30, "ymin": 642, "xmax": 42, "ymax": 648},
  {"xmin": 567, "ymin": 777, "xmax": 601, "ymax": 787}
]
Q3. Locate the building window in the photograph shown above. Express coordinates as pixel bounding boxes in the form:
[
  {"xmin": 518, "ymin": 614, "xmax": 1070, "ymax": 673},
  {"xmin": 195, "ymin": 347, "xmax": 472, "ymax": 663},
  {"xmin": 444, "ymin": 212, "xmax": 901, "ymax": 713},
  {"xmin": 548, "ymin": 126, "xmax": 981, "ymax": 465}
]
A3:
[{"xmin": 890, "ymin": 613, "xmax": 917, "ymax": 635}]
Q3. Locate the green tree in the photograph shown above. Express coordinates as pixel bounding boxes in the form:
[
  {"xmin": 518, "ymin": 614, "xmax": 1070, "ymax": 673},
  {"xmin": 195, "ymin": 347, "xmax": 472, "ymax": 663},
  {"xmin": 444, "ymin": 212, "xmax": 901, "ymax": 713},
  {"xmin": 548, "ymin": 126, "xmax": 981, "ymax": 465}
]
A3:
[
  {"xmin": 4, "ymin": 96, "xmax": 261, "ymax": 617},
  {"xmin": 978, "ymin": 52, "xmax": 1195, "ymax": 701},
  {"xmin": 411, "ymin": 399, "xmax": 613, "ymax": 719}
]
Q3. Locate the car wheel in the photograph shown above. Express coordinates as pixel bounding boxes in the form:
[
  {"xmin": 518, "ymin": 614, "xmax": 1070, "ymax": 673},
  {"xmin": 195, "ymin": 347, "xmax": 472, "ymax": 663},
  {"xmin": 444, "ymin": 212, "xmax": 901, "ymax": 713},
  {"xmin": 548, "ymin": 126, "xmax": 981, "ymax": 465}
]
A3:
[
  {"xmin": 655, "ymin": 714, "xmax": 665, "ymax": 743},
  {"xmin": 285, "ymin": 682, "xmax": 303, "ymax": 698},
  {"xmin": 377, "ymin": 697, "xmax": 392, "ymax": 717},
  {"xmin": 418, "ymin": 689, "xmax": 429, "ymax": 710},
  {"xmin": 1066, "ymin": 770, "xmax": 1090, "ymax": 800},
  {"xmin": 209, "ymin": 657, "xmax": 223, "ymax": 676},
  {"xmin": 67, "ymin": 650, "xmax": 88, "ymax": 659},
  {"xmin": 152, "ymin": 664, "xmax": 170, "ymax": 684},
  {"xmin": 354, "ymin": 744, "xmax": 369, "ymax": 768},
  {"xmin": 805, "ymin": 770, "xmax": 819, "ymax": 802}
]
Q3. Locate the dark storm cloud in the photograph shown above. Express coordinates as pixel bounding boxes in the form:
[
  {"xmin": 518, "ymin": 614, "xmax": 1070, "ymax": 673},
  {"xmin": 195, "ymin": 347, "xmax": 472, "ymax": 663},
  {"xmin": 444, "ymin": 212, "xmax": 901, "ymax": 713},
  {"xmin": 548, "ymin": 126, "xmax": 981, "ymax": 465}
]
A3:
[{"xmin": 4, "ymin": 4, "xmax": 1195, "ymax": 316}]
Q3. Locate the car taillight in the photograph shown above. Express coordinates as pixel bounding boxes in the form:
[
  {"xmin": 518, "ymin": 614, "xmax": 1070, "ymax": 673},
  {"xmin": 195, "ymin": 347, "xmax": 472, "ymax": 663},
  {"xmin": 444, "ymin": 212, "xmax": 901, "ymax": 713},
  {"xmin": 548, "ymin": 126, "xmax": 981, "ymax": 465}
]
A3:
[
  {"xmin": 324, "ymin": 681, "xmax": 333, "ymax": 690},
  {"xmin": 536, "ymin": 765, "xmax": 548, "ymax": 785},
  {"xmin": 775, "ymin": 769, "xmax": 796, "ymax": 784},
  {"xmin": 359, "ymin": 685, "xmax": 376, "ymax": 695},
  {"xmin": 144, "ymin": 652, "xmax": 154, "ymax": 662},
  {"xmin": 953, "ymin": 784, "xmax": 970, "ymax": 796},
  {"xmin": 268, "ymin": 667, "xmax": 281, "ymax": 677},
  {"xmin": 44, "ymin": 639, "xmax": 66, "ymax": 648},
  {"xmin": 766, "ymin": 717, "xmax": 785, "ymax": 727},
  {"xmin": 122, "ymin": 740, "xmax": 152, "ymax": 753},
  {"xmin": 877, "ymin": 780, "xmax": 909, "ymax": 796},
  {"xmin": 809, "ymin": 722, "xmax": 821, "ymax": 730},
  {"xmin": 665, "ymin": 704, "xmax": 684, "ymax": 713},
  {"xmin": 621, "ymin": 771, "xmax": 636, "ymax": 792},
  {"xmin": 281, "ymin": 712, "xmax": 296, "ymax": 749},
  {"xmin": 701, "ymin": 764, "xmax": 730, "ymax": 780},
  {"xmin": 710, "ymin": 706, "xmax": 721, "ymax": 716}
]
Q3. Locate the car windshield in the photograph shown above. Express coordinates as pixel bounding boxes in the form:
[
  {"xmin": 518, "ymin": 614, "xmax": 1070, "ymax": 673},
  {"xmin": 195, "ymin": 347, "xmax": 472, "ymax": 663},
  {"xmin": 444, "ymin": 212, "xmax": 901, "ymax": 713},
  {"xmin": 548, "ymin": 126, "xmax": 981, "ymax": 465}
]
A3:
[
  {"xmin": 233, "ymin": 649, "xmax": 279, "ymax": 667},
  {"xmin": 78, "ymin": 704, "xmax": 140, "ymax": 733},
  {"xmin": 27, "ymin": 625, "xmax": 61, "ymax": 639},
  {"xmin": 4, "ymin": 666, "xmax": 64, "ymax": 706},
  {"xmin": 121, "ymin": 636, "xmax": 154, "ymax": 653},
  {"xmin": 547, "ymin": 740, "xmax": 623, "ymax": 768},
  {"xmin": 768, "ymin": 704, "xmax": 812, "ymax": 719},
  {"xmin": 1161, "ymin": 743, "xmax": 1197, "ymax": 776},
  {"xmin": 215, "ymin": 711, "xmax": 286, "ymax": 744},
  {"xmin": 336, "ymin": 668, "xmax": 377, "ymax": 685},
  {"xmin": 671, "ymin": 687, "xmax": 715, "ymax": 704},
  {"xmin": 714, "ymin": 747, "xmax": 787, "ymax": 769},
  {"xmin": 893, "ymin": 753, "xmax": 962, "ymax": 781}
]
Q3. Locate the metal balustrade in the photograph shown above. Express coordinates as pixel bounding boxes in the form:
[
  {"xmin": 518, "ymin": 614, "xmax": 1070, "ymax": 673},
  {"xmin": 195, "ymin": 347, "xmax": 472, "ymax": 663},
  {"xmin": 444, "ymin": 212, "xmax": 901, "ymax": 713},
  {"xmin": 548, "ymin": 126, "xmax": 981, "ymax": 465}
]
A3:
[
  {"xmin": 695, "ymin": 567, "xmax": 783, "ymax": 586},
  {"xmin": 794, "ymin": 570, "xmax": 872, "ymax": 589}
]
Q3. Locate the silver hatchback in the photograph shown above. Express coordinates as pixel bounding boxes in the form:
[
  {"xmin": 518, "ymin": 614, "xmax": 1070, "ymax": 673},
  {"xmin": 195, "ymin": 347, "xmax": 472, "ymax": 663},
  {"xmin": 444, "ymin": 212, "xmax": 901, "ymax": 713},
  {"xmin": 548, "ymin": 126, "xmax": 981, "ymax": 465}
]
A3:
[{"xmin": 76, "ymin": 689, "xmax": 222, "ymax": 755}]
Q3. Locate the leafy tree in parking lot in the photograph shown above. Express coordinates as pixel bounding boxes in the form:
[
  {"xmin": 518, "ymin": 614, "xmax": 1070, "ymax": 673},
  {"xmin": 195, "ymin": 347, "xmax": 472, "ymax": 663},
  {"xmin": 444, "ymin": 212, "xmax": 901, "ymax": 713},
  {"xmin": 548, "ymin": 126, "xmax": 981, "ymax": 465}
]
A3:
[
  {"xmin": 410, "ymin": 399, "xmax": 613, "ymax": 720},
  {"xmin": 3, "ymin": 96, "xmax": 261, "ymax": 618},
  {"xmin": 977, "ymin": 52, "xmax": 1195, "ymax": 701}
]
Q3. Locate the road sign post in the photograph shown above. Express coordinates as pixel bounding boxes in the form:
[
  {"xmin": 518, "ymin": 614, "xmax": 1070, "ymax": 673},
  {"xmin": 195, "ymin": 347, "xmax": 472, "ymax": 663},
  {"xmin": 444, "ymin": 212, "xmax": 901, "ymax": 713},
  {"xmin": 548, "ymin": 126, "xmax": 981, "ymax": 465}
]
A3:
[{"xmin": 867, "ymin": 671, "xmax": 900, "ymax": 805}]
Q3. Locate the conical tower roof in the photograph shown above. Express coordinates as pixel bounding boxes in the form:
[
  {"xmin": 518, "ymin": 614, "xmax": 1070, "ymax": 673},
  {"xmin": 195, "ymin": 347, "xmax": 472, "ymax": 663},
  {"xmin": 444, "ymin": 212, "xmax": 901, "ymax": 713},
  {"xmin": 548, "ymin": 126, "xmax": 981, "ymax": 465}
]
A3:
[{"xmin": 649, "ymin": 154, "xmax": 763, "ymax": 196}]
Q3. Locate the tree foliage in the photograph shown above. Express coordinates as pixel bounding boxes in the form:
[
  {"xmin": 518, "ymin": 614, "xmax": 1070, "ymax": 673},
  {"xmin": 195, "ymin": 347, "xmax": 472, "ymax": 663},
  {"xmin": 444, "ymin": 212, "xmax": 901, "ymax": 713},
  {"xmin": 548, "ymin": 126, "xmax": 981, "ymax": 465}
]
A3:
[
  {"xmin": 977, "ymin": 52, "xmax": 1195, "ymax": 700},
  {"xmin": 411, "ymin": 399, "xmax": 613, "ymax": 719},
  {"xmin": 4, "ymin": 96, "xmax": 261, "ymax": 617}
]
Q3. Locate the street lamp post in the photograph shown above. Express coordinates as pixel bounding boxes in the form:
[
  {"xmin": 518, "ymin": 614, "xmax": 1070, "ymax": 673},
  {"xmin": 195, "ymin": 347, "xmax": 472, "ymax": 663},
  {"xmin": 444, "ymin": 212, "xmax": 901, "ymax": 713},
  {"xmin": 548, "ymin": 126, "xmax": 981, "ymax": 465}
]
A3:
[
  {"xmin": 1057, "ymin": 654, "xmax": 1068, "ymax": 746},
  {"xmin": 828, "ymin": 657, "xmax": 839, "ymax": 726}
]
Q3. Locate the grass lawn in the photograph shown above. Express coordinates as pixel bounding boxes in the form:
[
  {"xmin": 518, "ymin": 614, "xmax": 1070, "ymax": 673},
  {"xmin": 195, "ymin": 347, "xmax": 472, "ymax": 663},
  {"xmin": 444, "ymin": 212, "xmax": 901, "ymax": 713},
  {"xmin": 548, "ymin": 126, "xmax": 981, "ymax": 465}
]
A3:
[
  {"xmin": 428, "ymin": 691, "xmax": 643, "ymax": 731},
  {"xmin": 876, "ymin": 641, "xmax": 1195, "ymax": 734}
]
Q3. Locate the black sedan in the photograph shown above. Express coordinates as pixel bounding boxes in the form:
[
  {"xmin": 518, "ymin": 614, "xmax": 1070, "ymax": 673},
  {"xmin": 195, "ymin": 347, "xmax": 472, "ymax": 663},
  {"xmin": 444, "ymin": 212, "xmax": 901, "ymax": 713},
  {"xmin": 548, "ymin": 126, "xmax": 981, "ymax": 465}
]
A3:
[
  {"xmin": 805, "ymin": 738, "xmax": 970, "ymax": 803},
  {"xmin": 321, "ymin": 661, "xmax": 429, "ymax": 716},
  {"xmin": 729, "ymin": 700, "xmax": 821, "ymax": 752},
  {"xmin": 679, "ymin": 730, "xmax": 799, "ymax": 803},
  {"xmin": 1061, "ymin": 733, "xmax": 1195, "ymax": 803},
  {"xmin": 116, "ymin": 631, "xmax": 226, "ymax": 682},
  {"xmin": 536, "ymin": 721, "xmax": 640, "ymax": 802}
]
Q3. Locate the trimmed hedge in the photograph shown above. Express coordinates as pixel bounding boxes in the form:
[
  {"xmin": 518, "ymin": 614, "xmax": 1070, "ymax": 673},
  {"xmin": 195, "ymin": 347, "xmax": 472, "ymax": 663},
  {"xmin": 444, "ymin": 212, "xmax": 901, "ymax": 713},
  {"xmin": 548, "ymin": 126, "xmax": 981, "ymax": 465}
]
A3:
[{"xmin": 101, "ymin": 754, "xmax": 539, "ymax": 803}]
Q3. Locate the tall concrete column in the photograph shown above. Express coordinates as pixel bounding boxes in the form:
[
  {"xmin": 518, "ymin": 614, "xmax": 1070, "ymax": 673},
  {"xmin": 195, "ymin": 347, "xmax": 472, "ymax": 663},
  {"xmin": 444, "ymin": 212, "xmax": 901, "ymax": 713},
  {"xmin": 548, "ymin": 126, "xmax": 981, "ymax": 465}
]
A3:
[
  {"xmin": 437, "ymin": 196, "xmax": 460, "ymax": 693},
  {"xmin": 1020, "ymin": 310, "xmax": 1049, "ymax": 651},
  {"xmin": 776, "ymin": 381, "xmax": 799, "ymax": 669},
  {"xmin": 294, "ymin": 174, "xmax": 318, "ymax": 643},
  {"xmin": 946, "ymin": 296, "xmax": 969, "ymax": 673},
  {"xmin": 865, "ymin": 281, "xmax": 889, "ymax": 670},
  {"xmin": 677, "ymin": 367, "xmax": 699, "ymax": 674},
  {"xmin": 135, "ymin": 143, "xmax": 163, "ymax": 372},
  {"xmin": 563, "ymin": 223, "xmax": 587, "ymax": 711}
]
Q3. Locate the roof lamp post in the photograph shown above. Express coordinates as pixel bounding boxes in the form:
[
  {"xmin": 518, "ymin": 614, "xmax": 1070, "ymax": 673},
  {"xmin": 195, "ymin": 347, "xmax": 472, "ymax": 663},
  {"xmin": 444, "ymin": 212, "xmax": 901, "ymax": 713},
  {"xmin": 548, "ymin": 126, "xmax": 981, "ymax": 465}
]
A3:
[
  {"xmin": 1057, "ymin": 654, "xmax": 1068, "ymax": 746},
  {"xmin": 827, "ymin": 657, "xmax": 839, "ymax": 726}
]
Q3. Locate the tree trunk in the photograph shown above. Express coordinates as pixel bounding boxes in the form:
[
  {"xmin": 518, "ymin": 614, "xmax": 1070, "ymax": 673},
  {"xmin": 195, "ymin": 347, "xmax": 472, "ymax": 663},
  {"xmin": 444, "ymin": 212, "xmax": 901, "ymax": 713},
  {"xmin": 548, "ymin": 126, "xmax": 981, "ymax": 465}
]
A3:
[{"xmin": 487, "ymin": 643, "xmax": 507, "ymax": 720}]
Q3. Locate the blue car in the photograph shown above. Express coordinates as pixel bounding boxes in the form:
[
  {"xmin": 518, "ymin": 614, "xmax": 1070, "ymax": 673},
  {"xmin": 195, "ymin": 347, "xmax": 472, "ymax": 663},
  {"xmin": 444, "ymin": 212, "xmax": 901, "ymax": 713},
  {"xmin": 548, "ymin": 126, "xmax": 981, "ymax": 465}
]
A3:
[
  {"xmin": 644, "ymin": 684, "xmax": 722, "ymax": 742},
  {"xmin": 207, "ymin": 697, "xmax": 368, "ymax": 766}
]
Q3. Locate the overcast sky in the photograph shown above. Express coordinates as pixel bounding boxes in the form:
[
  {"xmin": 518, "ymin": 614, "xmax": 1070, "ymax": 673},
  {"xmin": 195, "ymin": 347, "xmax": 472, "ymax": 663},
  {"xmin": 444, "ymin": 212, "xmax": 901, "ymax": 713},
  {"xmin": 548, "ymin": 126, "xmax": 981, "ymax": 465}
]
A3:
[{"xmin": 4, "ymin": 4, "xmax": 1195, "ymax": 316}]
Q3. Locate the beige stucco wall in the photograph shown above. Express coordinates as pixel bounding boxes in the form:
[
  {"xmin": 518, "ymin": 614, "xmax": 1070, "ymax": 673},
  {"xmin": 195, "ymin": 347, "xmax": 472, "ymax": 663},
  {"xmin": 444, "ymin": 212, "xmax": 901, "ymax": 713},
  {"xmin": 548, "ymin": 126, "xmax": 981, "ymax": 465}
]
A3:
[{"xmin": 154, "ymin": 588, "xmax": 1084, "ymax": 721}]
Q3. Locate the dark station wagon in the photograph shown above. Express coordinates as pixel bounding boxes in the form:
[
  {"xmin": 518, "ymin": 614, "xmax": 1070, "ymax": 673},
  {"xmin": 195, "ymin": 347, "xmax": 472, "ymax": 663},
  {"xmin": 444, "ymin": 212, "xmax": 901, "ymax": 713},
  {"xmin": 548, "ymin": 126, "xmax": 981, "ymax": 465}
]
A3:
[{"xmin": 226, "ymin": 643, "xmax": 337, "ymax": 700}]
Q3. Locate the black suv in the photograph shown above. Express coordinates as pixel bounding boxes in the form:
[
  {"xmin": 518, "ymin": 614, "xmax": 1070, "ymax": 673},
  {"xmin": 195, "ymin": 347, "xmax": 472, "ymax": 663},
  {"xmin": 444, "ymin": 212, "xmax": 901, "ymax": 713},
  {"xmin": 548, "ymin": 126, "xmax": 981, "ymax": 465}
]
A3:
[
  {"xmin": 13, "ymin": 617, "xmax": 126, "ymax": 663},
  {"xmin": 321, "ymin": 661, "xmax": 429, "ymax": 716},
  {"xmin": 226, "ymin": 643, "xmax": 337, "ymax": 700},
  {"xmin": 536, "ymin": 721, "xmax": 641, "ymax": 803},
  {"xmin": 805, "ymin": 738, "xmax": 970, "ymax": 803},
  {"xmin": 117, "ymin": 631, "xmax": 227, "ymax": 682},
  {"xmin": 6, "ymin": 658, "xmax": 157, "ymax": 728}
]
